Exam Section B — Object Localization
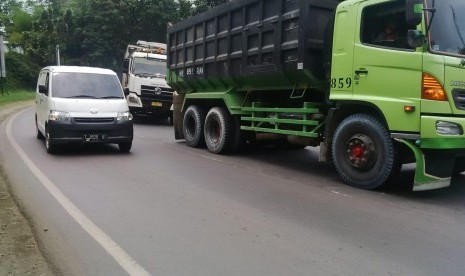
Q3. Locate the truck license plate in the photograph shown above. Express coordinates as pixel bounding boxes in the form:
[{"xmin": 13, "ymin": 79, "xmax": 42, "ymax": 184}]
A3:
[
  {"xmin": 151, "ymin": 101, "xmax": 162, "ymax": 107},
  {"xmin": 83, "ymin": 134, "xmax": 107, "ymax": 142}
]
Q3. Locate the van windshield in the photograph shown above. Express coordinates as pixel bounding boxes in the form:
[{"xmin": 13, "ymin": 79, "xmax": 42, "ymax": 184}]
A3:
[{"xmin": 51, "ymin": 72, "xmax": 124, "ymax": 99}]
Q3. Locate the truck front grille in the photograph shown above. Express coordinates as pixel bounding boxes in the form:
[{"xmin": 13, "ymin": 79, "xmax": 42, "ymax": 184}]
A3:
[
  {"xmin": 452, "ymin": 89, "xmax": 465, "ymax": 110},
  {"xmin": 140, "ymin": 85, "xmax": 174, "ymax": 101}
]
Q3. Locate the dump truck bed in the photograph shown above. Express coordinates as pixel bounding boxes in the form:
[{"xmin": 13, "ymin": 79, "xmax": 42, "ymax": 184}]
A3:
[{"xmin": 167, "ymin": 0, "xmax": 340, "ymax": 93}]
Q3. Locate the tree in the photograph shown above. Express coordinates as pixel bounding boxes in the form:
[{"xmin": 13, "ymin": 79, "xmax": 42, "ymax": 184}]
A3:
[{"xmin": 192, "ymin": 0, "xmax": 229, "ymax": 15}]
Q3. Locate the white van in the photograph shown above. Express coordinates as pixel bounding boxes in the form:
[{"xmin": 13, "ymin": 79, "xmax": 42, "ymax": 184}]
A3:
[{"xmin": 35, "ymin": 66, "xmax": 133, "ymax": 153}]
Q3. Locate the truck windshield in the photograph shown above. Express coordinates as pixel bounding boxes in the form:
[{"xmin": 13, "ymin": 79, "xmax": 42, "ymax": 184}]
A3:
[
  {"xmin": 52, "ymin": 72, "xmax": 124, "ymax": 99},
  {"xmin": 427, "ymin": 0, "xmax": 465, "ymax": 57},
  {"xmin": 133, "ymin": 57, "xmax": 166, "ymax": 77}
]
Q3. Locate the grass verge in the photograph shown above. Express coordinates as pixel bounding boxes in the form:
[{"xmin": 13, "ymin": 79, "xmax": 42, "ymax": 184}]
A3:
[{"xmin": 0, "ymin": 90, "xmax": 35, "ymax": 106}]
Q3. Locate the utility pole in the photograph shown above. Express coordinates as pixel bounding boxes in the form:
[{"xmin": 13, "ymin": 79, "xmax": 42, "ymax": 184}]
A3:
[
  {"xmin": 56, "ymin": 45, "xmax": 60, "ymax": 66},
  {"xmin": 0, "ymin": 30, "xmax": 6, "ymax": 96}
]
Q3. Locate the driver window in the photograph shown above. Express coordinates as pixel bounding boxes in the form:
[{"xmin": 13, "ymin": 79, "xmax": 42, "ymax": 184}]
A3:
[{"xmin": 361, "ymin": 1, "xmax": 414, "ymax": 50}]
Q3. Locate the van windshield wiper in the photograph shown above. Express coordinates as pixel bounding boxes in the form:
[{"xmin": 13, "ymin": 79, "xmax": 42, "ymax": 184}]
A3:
[
  {"xmin": 99, "ymin": 96, "xmax": 123, "ymax": 99},
  {"xmin": 65, "ymin": 95, "xmax": 97, "ymax": 98}
]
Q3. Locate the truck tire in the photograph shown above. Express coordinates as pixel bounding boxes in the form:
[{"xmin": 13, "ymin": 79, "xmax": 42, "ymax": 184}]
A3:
[
  {"xmin": 183, "ymin": 105, "xmax": 206, "ymax": 148},
  {"xmin": 331, "ymin": 114, "xmax": 399, "ymax": 190},
  {"xmin": 228, "ymin": 115, "xmax": 246, "ymax": 153},
  {"xmin": 204, "ymin": 107, "xmax": 234, "ymax": 154}
]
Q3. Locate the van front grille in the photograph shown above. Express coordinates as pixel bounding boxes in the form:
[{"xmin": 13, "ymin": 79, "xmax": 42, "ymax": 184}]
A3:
[{"xmin": 74, "ymin": 117, "xmax": 114, "ymax": 123}]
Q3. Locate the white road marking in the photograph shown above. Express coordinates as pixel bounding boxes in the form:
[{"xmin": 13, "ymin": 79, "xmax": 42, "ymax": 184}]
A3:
[
  {"xmin": 331, "ymin": 190, "xmax": 353, "ymax": 198},
  {"xmin": 6, "ymin": 110, "xmax": 150, "ymax": 276}
]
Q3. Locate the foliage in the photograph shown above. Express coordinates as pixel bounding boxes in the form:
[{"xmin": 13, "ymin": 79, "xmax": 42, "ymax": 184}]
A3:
[
  {"xmin": 1, "ymin": 0, "xmax": 230, "ymax": 89},
  {"xmin": 0, "ymin": 90, "xmax": 35, "ymax": 106},
  {"xmin": 3, "ymin": 52, "xmax": 41, "ymax": 90}
]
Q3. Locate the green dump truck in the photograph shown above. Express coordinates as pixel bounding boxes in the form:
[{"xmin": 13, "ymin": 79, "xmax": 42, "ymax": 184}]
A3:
[{"xmin": 167, "ymin": 0, "xmax": 465, "ymax": 191}]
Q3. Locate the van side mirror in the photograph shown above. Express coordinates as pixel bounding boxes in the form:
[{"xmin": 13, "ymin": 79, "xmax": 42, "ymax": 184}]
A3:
[
  {"xmin": 123, "ymin": 87, "xmax": 130, "ymax": 96},
  {"xmin": 39, "ymin": 84, "xmax": 48, "ymax": 94},
  {"xmin": 122, "ymin": 59, "xmax": 129, "ymax": 74},
  {"xmin": 406, "ymin": 0, "xmax": 423, "ymax": 26},
  {"xmin": 407, "ymin": 29, "xmax": 424, "ymax": 48}
]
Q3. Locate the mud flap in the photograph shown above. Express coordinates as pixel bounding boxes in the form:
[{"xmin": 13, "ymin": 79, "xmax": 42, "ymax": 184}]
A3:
[
  {"xmin": 173, "ymin": 94, "xmax": 185, "ymax": 140},
  {"xmin": 396, "ymin": 139, "xmax": 452, "ymax": 191}
]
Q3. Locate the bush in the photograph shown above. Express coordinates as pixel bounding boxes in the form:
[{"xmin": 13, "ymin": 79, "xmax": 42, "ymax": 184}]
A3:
[{"xmin": 3, "ymin": 52, "xmax": 41, "ymax": 90}]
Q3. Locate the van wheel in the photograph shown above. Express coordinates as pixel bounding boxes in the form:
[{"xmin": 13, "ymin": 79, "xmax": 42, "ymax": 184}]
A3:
[
  {"xmin": 183, "ymin": 105, "xmax": 206, "ymax": 148},
  {"xmin": 45, "ymin": 127, "xmax": 56, "ymax": 154},
  {"xmin": 331, "ymin": 114, "xmax": 399, "ymax": 190},
  {"xmin": 453, "ymin": 158, "xmax": 465, "ymax": 176},
  {"xmin": 204, "ymin": 107, "xmax": 234, "ymax": 154},
  {"xmin": 36, "ymin": 116, "xmax": 44, "ymax": 140},
  {"xmin": 168, "ymin": 113, "xmax": 174, "ymax": 126},
  {"xmin": 119, "ymin": 142, "xmax": 132, "ymax": 153}
]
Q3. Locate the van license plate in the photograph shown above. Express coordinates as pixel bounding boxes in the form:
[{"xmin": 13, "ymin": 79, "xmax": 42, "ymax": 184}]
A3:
[
  {"xmin": 151, "ymin": 101, "xmax": 162, "ymax": 107},
  {"xmin": 83, "ymin": 134, "xmax": 107, "ymax": 142}
]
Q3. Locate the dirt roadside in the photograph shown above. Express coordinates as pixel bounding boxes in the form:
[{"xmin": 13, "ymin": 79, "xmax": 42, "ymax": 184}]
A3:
[{"xmin": 0, "ymin": 101, "xmax": 54, "ymax": 275}]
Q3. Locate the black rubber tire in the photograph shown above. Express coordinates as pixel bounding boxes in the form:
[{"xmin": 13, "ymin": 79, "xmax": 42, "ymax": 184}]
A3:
[
  {"xmin": 168, "ymin": 113, "xmax": 174, "ymax": 126},
  {"xmin": 35, "ymin": 115, "xmax": 44, "ymax": 140},
  {"xmin": 183, "ymin": 105, "xmax": 206, "ymax": 148},
  {"xmin": 204, "ymin": 107, "xmax": 234, "ymax": 154},
  {"xmin": 45, "ymin": 126, "xmax": 56, "ymax": 154},
  {"xmin": 331, "ymin": 114, "xmax": 399, "ymax": 190},
  {"xmin": 228, "ymin": 115, "xmax": 247, "ymax": 153},
  {"xmin": 453, "ymin": 158, "xmax": 465, "ymax": 176},
  {"xmin": 119, "ymin": 142, "xmax": 132, "ymax": 153}
]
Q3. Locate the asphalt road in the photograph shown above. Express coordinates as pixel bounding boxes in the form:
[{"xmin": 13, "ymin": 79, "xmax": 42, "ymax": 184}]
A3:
[{"xmin": 1, "ymin": 107, "xmax": 465, "ymax": 275}]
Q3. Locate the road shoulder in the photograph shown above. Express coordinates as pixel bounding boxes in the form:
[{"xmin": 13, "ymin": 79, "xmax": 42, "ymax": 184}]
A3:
[{"xmin": 0, "ymin": 101, "xmax": 53, "ymax": 275}]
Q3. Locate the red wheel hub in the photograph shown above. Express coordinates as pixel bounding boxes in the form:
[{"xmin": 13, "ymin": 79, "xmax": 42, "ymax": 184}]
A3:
[{"xmin": 351, "ymin": 146, "xmax": 364, "ymax": 158}]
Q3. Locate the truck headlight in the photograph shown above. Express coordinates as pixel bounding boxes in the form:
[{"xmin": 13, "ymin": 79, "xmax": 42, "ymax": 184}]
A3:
[
  {"xmin": 49, "ymin": 111, "xmax": 70, "ymax": 121},
  {"xmin": 127, "ymin": 94, "xmax": 139, "ymax": 104},
  {"xmin": 117, "ymin": 112, "xmax": 133, "ymax": 121},
  {"xmin": 436, "ymin": 121, "xmax": 463, "ymax": 136}
]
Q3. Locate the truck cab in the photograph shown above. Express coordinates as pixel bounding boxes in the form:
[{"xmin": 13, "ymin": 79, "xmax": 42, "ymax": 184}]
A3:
[
  {"xmin": 329, "ymin": 0, "xmax": 465, "ymax": 190},
  {"xmin": 122, "ymin": 41, "xmax": 174, "ymax": 122}
]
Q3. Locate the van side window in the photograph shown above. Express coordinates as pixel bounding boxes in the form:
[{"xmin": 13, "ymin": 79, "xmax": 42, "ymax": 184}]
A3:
[
  {"xmin": 44, "ymin": 73, "xmax": 49, "ymax": 95},
  {"xmin": 361, "ymin": 1, "xmax": 414, "ymax": 50},
  {"xmin": 38, "ymin": 72, "xmax": 49, "ymax": 96}
]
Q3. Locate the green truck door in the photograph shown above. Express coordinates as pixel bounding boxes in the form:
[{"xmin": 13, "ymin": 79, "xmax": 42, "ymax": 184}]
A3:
[{"xmin": 352, "ymin": 0, "xmax": 422, "ymax": 133}]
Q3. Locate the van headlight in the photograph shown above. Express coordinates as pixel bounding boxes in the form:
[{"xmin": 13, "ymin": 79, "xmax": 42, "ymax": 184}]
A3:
[
  {"xmin": 117, "ymin": 112, "xmax": 133, "ymax": 121},
  {"xmin": 49, "ymin": 111, "xmax": 70, "ymax": 121},
  {"xmin": 436, "ymin": 121, "xmax": 463, "ymax": 136}
]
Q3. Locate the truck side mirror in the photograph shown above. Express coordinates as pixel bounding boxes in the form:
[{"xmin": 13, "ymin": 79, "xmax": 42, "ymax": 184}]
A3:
[
  {"xmin": 38, "ymin": 84, "xmax": 48, "ymax": 95},
  {"xmin": 407, "ymin": 29, "xmax": 424, "ymax": 48},
  {"xmin": 406, "ymin": 0, "xmax": 423, "ymax": 26},
  {"xmin": 122, "ymin": 59, "xmax": 129, "ymax": 74}
]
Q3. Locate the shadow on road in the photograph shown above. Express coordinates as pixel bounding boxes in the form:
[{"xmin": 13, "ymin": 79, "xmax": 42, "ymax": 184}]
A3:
[
  {"xmin": 132, "ymin": 115, "xmax": 171, "ymax": 126},
  {"xmin": 226, "ymin": 144, "xmax": 465, "ymax": 202}
]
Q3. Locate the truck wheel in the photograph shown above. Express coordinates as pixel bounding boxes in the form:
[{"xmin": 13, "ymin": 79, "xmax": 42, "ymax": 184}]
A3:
[
  {"xmin": 204, "ymin": 107, "xmax": 234, "ymax": 154},
  {"xmin": 331, "ymin": 114, "xmax": 398, "ymax": 190},
  {"xmin": 36, "ymin": 115, "xmax": 44, "ymax": 140},
  {"xmin": 183, "ymin": 105, "xmax": 206, "ymax": 148},
  {"xmin": 228, "ymin": 115, "xmax": 246, "ymax": 153},
  {"xmin": 119, "ymin": 142, "xmax": 132, "ymax": 153},
  {"xmin": 45, "ymin": 127, "xmax": 56, "ymax": 154}
]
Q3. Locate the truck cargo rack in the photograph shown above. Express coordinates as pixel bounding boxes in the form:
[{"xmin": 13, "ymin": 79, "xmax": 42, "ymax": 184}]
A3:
[{"xmin": 241, "ymin": 102, "xmax": 324, "ymax": 137}]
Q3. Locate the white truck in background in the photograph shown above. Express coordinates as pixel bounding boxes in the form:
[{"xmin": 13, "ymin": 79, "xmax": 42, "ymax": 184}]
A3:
[{"xmin": 122, "ymin": 41, "xmax": 173, "ymax": 122}]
